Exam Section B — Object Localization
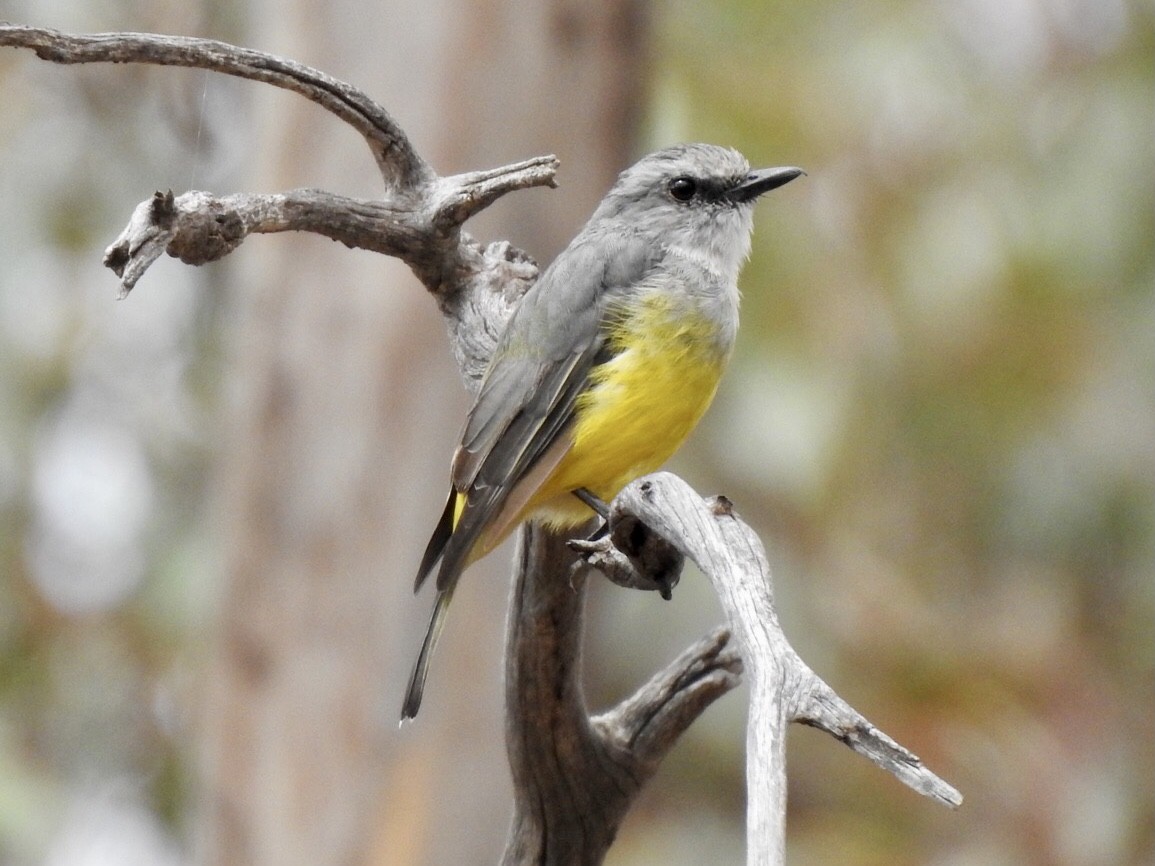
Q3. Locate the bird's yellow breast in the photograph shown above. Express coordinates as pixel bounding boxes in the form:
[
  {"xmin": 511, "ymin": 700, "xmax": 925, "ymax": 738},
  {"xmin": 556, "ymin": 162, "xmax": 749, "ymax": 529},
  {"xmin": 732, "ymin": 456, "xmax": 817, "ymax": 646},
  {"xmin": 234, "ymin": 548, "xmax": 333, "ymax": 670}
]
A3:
[{"xmin": 527, "ymin": 292, "xmax": 731, "ymax": 527}]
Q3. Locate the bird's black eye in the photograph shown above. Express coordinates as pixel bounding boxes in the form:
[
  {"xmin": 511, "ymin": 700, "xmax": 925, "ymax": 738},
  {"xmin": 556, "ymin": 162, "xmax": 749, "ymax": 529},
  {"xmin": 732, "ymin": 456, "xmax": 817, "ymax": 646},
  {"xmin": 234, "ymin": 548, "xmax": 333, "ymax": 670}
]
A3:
[{"xmin": 668, "ymin": 176, "xmax": 697, "ymax": 202}]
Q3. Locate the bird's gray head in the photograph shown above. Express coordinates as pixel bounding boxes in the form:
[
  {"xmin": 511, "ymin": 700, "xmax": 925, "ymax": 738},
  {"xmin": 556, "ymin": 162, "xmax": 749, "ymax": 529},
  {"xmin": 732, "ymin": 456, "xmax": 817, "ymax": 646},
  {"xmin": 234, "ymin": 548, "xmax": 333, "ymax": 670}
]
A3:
[{"xmin": 590, "ymin": 143, "xmax": 803, "ymax": 282}]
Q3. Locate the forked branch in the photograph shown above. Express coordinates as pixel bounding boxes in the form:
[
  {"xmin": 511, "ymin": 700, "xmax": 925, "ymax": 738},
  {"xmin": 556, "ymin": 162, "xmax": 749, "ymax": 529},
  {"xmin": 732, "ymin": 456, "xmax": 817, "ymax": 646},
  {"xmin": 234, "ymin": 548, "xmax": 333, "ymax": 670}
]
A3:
[
  {"xmin": 574, "ymin": 473, "xmax": 963, "ymax": 862},
  {"xmin": 0, "ymin": 22, "xmax": 558, "ymax": 374}
]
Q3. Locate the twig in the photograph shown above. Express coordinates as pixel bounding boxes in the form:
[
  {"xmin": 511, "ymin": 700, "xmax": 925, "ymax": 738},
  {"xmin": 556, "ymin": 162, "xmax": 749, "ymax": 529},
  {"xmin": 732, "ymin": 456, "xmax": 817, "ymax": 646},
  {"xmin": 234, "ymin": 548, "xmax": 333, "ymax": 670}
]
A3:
[
  {"xmin": 100, "ymin": 173, "xmax": 557, "ymax": 299},
  {"xmin": 0, "ymin": 23, "xmax": 428, "ymax": 187}
]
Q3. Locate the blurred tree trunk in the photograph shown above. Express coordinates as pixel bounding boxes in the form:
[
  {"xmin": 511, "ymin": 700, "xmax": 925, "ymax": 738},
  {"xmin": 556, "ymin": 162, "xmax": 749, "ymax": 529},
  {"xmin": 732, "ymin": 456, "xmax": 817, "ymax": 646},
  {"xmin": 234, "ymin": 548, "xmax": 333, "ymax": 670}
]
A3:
[{"xmin": 195, "ymin": 1, "xmax": 649, "ymax": 864}]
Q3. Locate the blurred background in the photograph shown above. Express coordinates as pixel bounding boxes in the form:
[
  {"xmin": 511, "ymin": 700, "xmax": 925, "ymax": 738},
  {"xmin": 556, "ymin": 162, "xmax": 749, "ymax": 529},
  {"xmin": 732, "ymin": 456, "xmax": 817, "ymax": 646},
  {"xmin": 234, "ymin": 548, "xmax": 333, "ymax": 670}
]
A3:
[{"xmin": 0, "ymin": 0, "xmax": 1151, "ymax": 864}]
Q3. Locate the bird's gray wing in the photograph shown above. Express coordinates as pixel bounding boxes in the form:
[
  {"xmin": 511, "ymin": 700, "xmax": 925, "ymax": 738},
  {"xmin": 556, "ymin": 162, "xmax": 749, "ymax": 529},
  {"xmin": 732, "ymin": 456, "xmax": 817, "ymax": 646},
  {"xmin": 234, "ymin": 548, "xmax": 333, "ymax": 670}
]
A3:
[
  {"xmin": 402, "ymin": 229, "xmax": 655, "ymax": 718},
  {"xmin": 421, "ymin": 229, "xmax": 657, "ymax": 594},
  {"xmin": 410, "ymin": 343, "xmax": 597, "ymax": 594}
]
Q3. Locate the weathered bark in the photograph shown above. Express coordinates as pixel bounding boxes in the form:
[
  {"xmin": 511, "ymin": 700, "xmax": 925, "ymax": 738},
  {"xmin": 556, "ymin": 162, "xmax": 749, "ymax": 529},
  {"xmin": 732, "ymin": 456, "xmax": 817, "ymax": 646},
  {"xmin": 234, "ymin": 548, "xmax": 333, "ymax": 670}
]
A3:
[
  {"xmin": 502, "ymin": 526, "xmax": 741, "ymax": 865},
  {"xmin": 577, "ymin": 475, "xmax": 963, "ymax": 862}
]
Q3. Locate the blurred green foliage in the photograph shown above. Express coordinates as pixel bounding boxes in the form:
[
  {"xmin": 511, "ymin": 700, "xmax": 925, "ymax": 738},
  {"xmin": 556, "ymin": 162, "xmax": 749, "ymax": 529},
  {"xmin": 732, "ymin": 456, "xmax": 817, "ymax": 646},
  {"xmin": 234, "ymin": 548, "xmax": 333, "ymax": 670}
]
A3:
[
  {"xmin": 1, "ymin": 0, "xmax": 1152, "ymax": 864},
  {"xmin": 624, "ymin": 0, "xmax": 1153, "ymax": 863}
]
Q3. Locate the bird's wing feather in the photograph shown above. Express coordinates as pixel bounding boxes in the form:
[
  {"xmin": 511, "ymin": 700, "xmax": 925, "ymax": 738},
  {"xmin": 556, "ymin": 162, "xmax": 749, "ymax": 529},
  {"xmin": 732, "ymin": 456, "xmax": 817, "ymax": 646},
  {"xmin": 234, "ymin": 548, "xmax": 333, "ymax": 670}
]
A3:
[
  {"xmin": 413, "ymin": 490, "xmax": 456, "ymax": 592},
  {"xmin": 453, "ymin": 230, "xmax": 654, "ymax": 491},
  {"xmin": 426, "ymin": 230, "xmax": 656, "ymax": 594}
]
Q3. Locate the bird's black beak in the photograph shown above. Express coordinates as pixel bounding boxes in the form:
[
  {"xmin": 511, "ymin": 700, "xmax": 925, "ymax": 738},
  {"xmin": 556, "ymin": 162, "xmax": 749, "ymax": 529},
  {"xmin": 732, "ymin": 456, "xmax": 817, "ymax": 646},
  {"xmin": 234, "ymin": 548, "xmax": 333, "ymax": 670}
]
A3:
[{"xmin": 728, "ymin": 166, "xmax": 805, "ymax": 203}]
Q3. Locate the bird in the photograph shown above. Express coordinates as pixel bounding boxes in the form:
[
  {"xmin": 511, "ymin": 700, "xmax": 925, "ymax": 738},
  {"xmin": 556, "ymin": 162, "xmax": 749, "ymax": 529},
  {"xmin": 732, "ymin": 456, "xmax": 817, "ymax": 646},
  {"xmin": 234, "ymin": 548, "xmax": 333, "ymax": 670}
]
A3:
[{"xmin": 401, "ymin": 143, "xmax": 803, "ymax": 719}]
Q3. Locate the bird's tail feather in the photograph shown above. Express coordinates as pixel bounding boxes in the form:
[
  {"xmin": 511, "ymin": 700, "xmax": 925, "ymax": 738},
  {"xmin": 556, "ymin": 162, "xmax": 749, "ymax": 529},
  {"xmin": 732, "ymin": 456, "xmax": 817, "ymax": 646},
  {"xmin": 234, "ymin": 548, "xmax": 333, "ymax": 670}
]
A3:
[{"xmin": 400, "ymin": 588, "xmax": 454, "ymax": 720}]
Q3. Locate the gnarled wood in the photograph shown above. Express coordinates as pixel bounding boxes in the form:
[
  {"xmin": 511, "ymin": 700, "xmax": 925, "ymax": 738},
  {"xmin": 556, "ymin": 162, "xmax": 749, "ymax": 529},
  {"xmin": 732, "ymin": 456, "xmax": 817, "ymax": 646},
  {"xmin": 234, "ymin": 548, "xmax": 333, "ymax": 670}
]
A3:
[{"xmin": 502, "ymin": 527, "xmax": 742, "ymax": 865}]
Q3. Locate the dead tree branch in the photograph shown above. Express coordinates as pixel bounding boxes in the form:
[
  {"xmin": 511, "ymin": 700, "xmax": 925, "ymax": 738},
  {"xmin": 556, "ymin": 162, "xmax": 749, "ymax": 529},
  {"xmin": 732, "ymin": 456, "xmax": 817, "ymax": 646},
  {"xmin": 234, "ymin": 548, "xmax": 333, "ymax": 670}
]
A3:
[
  {"xmin": 0, "ymin": 23, "xmax": 558, "ymax": 380},
  {"xmin": 503, "ymin": 527, "xmax": 743, "ymax": 865},
  {"xmin": 575, "ymin": 473, "xmax": 964, "ymax": 862},
  {"xmin": 0, "ymin": 24, "xmax": 428, "ymax": 186}
]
